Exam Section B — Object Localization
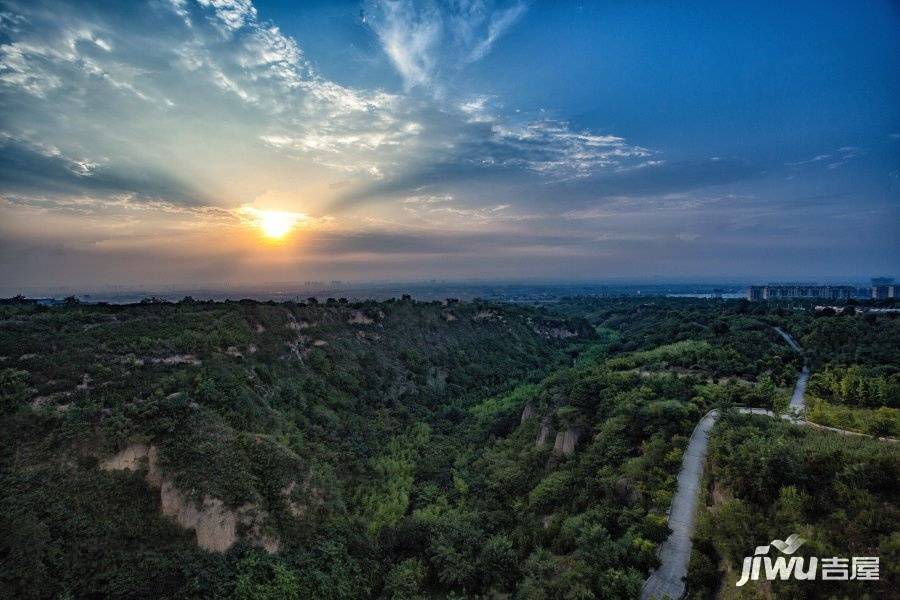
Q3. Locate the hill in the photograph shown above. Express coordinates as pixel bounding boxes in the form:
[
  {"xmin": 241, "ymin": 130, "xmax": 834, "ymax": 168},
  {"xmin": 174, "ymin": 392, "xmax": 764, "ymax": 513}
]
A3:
[{"xmin": 0, "ymin": 297, "xmax": 896, "ymax": 598}]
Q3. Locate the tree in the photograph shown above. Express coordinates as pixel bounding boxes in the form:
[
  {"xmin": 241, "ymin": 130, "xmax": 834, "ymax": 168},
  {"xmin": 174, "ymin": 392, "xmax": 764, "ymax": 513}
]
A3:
[
  {"xmin": 529, "ymin": 471, "xmax": 574, "ymax": 514},
  {"xmin": 383, "ymin": 559, "xmax": 426, "ymax": 599},
  {"xmin": 868, "ymin": 407, "xmax": 898, "ymax": 437},
  {"xmin": 517, "ymin": 548, "xmax": 559, "ymax": 599},
  {"xmin": 0, "ymin": 368, "xmax": 28, "ymax": 413},
  {"xmin": 772, "ymin": 391, "xmax": 789, "ymax": 416},
  {"xmin": 428, "ymin": 510, "xmax": 483, "ymax": 590},
  {"xmin": 234, "ymin": 554, "xmax": 301, "ymax": 600},
  {"xmin": 479, "ymin": 534, "xmax": 518, "ymax": 590}
]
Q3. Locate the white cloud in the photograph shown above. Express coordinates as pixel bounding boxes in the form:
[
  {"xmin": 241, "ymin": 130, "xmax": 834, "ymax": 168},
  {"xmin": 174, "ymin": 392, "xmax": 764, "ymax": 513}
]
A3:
[
  {"xmin": 196, "ymin": 0, "xmax": 257, "ymax": 31},
  {"xmin": 401, "ymin": 192, "xmax": 537, "ymax": 227},
  {"xmin": 365, "ymin": 0, "xmax": 527, "ymax": 91},
  {"xmin": 481, "ymin": 117, "xmax": 655, "ymax": 179},
  {"xmin": 786, "ymin": 146, "xmax": 863, "ymax": 170},
  {"xmin": 0, "ymin": 0, "xmax": 415, "ymax": 187},
  {"xmin": 367, "ymin": 0, "xmax": 441, "ymax": 89},
  {"xmin": 403, "ymin": 194, "xmax": 454, "ymax": 204},
  {"xmin": 0, "ymin": 131, "xmax": 106, "ymax": 178},
  {"xmin": 467, "ymin": 2, "xmax": 526, "ymax": 62},
  {"xmin": 0, "ymin": 0, "xmax": 657, "ymax": 216},
  {"xmin": 785, "ymin": 154, "xmax": 830, "ymax": 167}
]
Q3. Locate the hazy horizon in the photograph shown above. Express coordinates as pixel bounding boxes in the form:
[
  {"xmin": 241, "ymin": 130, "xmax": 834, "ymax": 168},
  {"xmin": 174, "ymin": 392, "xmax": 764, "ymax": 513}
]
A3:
[
  {"xmin": 4, "ymin": 275, "xmax": 891, "ymax": 303},
  {"xmin": 1, "ymin": 0, "xmax": 898, "ymax": 290}
]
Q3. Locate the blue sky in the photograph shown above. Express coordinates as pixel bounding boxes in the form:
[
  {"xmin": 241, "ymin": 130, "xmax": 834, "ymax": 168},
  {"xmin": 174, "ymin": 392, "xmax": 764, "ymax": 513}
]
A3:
[{"xmin": 0, "ymin": 0, "xmax": 897, "ymax": 291}]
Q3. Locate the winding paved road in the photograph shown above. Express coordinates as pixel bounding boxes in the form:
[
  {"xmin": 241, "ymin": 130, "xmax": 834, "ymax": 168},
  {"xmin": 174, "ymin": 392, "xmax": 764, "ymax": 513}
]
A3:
[
  {"xmin": 641, "ymin": 327, "xmax": 896, "ymax": 599},
  {"xmin": 641, "ymin": 327, "xmax": 807, "ymax": 600},
  {"xmin": 640, "ymin": 405, "xmax": 785, "ymax": 600},
  {"xmin": 773, "ymin": 326, "xmax": 802, "ymax": 353},
  {"xmin": 640, "ymin": 409, "xmax": 717, "ymax": 600},
  {"xmin": 775, "ymin": 327, "xmax": 808, "ymax": 413},
  {"xmin": 790, "ymin": 366, "xmax": 809, "ymax": 413}
]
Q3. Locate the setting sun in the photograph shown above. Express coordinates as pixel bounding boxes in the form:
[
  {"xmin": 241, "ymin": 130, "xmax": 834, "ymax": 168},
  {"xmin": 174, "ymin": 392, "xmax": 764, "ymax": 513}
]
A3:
[
  {"xmin": 241, "ymin": 207, "xmax": 304, "ymax": 240},
  {"xmin": 259, "ymin": 211, "xmax": 294, "ymax": 239}
]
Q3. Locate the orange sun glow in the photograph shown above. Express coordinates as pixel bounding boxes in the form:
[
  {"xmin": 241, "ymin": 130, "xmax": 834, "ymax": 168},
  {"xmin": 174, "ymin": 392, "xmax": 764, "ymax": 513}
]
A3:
[{"xmin": 242, "ymin": 207, "xmax": 304, "ymax": 240}]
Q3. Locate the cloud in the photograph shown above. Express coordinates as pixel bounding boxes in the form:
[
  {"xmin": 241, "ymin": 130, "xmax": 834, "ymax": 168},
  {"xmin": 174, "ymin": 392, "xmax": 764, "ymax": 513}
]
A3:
[
  {"xmin": 826, "ymin": 146, "xmax": 863, "ymax": 170},
  {"xmin": 0, "ymin": 0, "xmax": 659, "ymax": 220},
  {"xmin": 4, "ymin": 0, "xmax": 800, "ymax": 289},
  {"xmin": 306, "ymin": 228, "xmax": 584, "ymax": 257},
  {"xmin": 400, "ymin": 193, "xmax": 540, "ymax": 227},
  {"xmin": 484, "ymin": 119, "xmax": 654, "ymax": 178},
  {"xmin": 339, "ymin": 151, "xmax": 754, "ymax": 212},
  {"xmin": 0, "ymin": 0, "xmax": 423, "ymax": 206},
  {"xmin": 0, "ymin": 133, "xmax": 206, "ymax": 205},
  {"xmin": 467, "ymin": 2, "xmax": 527, "ymax": 62},
  {"xmin": 196, "ymin": 0, "xmax": 257, "ymax": 31},
  {"xmin": 364, "ymin": 0, "xmax": 527, "ymax": 90},
  {"xmin": 785, "ymin": 154, "xmax": 830, "ymax": 167},
  {"xmin": 785, "ymin": 146, "xmax": 864, "ymax": 171},
  {"xmin": 363, "ymin": 0, "xmax": 442, "ymax": 89},
  {"xmin": 334, "ymin": 94, "xmax": 662, "ymax": 208}
]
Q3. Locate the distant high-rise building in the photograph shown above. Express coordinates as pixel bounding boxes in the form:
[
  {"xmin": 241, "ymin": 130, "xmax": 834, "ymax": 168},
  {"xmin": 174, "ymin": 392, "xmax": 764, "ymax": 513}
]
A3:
[
  {"xmin": 748, "ymin": 286, "xmax": 766, "ymax": 301},
  {"xmin": 871, "ymin": 277, "xmax": 896, "ymax": 300},
  {"xmin": 746, "ymin": 285, "xmax": 854, "ymax": 301}
]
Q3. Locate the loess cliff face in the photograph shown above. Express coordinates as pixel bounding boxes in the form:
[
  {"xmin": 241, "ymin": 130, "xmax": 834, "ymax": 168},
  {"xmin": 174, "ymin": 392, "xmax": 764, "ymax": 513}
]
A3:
[
  {"xmin": 101, "ymin": 444, "xmax": 278, "ymax": 553},
  {"xmin": 5, "ymin": 296, "xmax": 897, "ymax": 598},
  {"xmin": 3, "ymin": 298, "xmax": 579, "ymax": 565},
  {"xmin": 552, "ymin": 427, "xmax": 582, "ymax": 456}
]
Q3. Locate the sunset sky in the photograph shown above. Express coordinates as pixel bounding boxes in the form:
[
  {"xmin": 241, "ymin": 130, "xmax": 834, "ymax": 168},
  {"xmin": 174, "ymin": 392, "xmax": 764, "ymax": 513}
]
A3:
[{"xmin": 1, "ymin": 0, "xmax": 898, "ymax": 293}]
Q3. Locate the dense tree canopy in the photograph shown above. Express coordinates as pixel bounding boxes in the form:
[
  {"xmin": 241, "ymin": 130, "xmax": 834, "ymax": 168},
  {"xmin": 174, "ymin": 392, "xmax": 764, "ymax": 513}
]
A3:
[{"xmin": 0, "ymin": 296, "xmax": 896, "ymax": 598}]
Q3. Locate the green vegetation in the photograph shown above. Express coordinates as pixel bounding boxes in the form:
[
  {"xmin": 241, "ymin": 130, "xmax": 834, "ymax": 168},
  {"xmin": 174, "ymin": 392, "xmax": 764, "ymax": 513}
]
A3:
[
  {"xmin": 809, "ymin": 365, "xmax": 899, "ymax": 409},
  {"xmin": 800, "ymin": 312, "xmax": 900, "ymax": 369},
  {"xmin": 553, "ymin": 297, "xmax": 805, "ymax": 385},
  {"xmin": 806, "ymin": 397, "xmax": 900, "ymax": 438},
  {"xmin": 0, "ymin": 296, "xmax": 896, "ymax": 598},
  {"xmin": 799, "ymin": 314, "xmax": 900, "ymax": 434},
  {"xmin": 687, "ymin": 413, "xmax": 899, "ymax": 599},
  {"xmin": 469, "ymin": 383, "xmax": 539, "ymax": 421},
  {"xmin": 0, "ymin": 367, "xmax": 28, "ymax": 413},
  {"xmin": 606, "ymin": 340, "xmax": 714, "ymax": 371}
]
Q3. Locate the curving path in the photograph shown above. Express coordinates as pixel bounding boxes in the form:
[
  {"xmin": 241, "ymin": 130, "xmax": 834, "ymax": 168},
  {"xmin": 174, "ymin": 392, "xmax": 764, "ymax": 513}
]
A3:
[
  {"xmin": 774, "ymin": 327, "xmax": 809, "ymax": 414},
  {"xmin": 640, "ymin": 405, "xmax": 784, "ymax": 599},
  {"xmin": 640, "ymin": 409, "xmax": 717, "ymax": 600},
  {"xmin": 773, "ymin": 326, "xmax": 802, "ymax": 353},
  {"xmin": 640, "ymin": 327, "xmax": 893, "ymax": 599},
  {"xmin": 790, "ymin": 366, "xmax": 809, "ymax": 413}
]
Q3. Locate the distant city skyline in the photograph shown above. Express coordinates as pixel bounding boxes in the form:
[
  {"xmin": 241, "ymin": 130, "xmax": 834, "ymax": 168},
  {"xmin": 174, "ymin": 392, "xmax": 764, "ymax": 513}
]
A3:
[
  {"xmin": 6, "ymin": 275, "xmax": 896, "ymax": 305},
  {"xmin": 1, "ymin": 0, "xmax": 898, "ymax": 290}
]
